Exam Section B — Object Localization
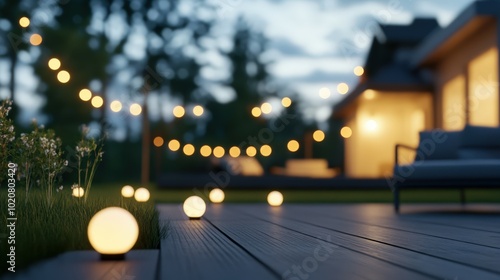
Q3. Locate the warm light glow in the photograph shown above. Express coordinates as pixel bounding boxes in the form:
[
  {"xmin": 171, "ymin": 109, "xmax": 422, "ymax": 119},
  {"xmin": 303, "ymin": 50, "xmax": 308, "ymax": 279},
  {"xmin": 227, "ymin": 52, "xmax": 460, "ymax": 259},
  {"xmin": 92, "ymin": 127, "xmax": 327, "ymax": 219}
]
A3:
[
  {"xmin": 193, "ymin": 105, "xmax": 204, "ymax": 117},
  {"xmin": 183, "ymin": 196, "xmax": 206, "ymax": 219},
  {"xmin": 200, "ymin": 145, "xmax": 212, "ymax": 157},
  {"xmin": 153, "ymin": 136, "xmax": 164, "ymax": 147},
  {"xmin": 337, "ymin": 83, "xmax": 349, "ymax": 94},
  {"xmin": 48, "ymin": 58, "xmax": 61, "ymax": 70},
  {"xmin": 72, "ymin": 187, "xmax": 84, "ymax": 198},
  {"xmin": 121, "ymin": 185, "xmax": 134, "ymax": 198},
  {"xmin": 87, "ymin": 207, "xmax": 139, "ymax": 256},
  {"xmin": 134, "ymin": 188, "xmax": 150, "ymax": 202},
  {"xmin": 213, "ymin": 146, "xmax": 225, "ymax": 158},
  {"xmin": 110, "ymin": 100, "xmax": 122, "ymax": 112},
  {"xmin": 246, "ymin": 146, "xmax": 257, "ymax": 157},
  {"xmin": 251, "ymin": 107, "xmax": 262, "ymax": 117},
  {"xmin": 209, "ymin": 188, "xmax": 225, "ymax": 203},
  {"xmin": 19, "ymin": 17, "xmax": 30, "ymax": 28},
  {"xmin": 354, "ymin": 66, "xmax": 364, "ymax": 76},
  {"xmin": 260, "ymin": 145, "xmax": 272, "ymax": 157},
  {"xmin": 340, "ymin": 126, "xmax": 352, "ymax": 139},
  {"xmin": 183, "ymin": 144, "xmax": 195, "ymax": 156},
  {"xmin": 229, "ymin": 146, "xmax": 241, "ymax": 158},
  {"xmin": 57, "ymin": 70, "xmax": 70, "ymax": 83},
  {"xmin": 168, "ymin": 139, "xmax": 180, "ymax": 151},
  {"xmin": 281, "ymin": 97, "xmax": 292, "ymax": 108},
  {"xmin": 91, "ymin": 96, "xmax": 104, "ymax": 108},
  {"xmin": 261, "ymin": 102, "xmax": 272, "ymax": 114},
  {"xmin": 79, "ymin": 89, "xmax": 92, "ymax": 101},
  {"xmin": 319, "ymin": 87, "xmax": 331, "ymax": 99},
  {"xmin": 287, "ymin": 140, "xmax": 299, "ymax": 152},
  {"xmin": 173, "ymin": 105, "xmax": 185, "ymax": 118},
  {"xmin": 130, "ymin": 103, "xmax": 142, "ymax": 116},
  {"xmin": 364, "ymin": 90, "xmax": 376, "ymax": 100},
  {"xmin": 267, "ymin": 191, "xmax": 283, "ymax": 206},
  {"xmin": 365, "ymin": 119, "xmax": 378, "ymax": 131},
  {"xmin": 313, "ymin": 130, "xmax": 325, "ymax": 142},
  {"xmin": 29, "ymin": 33, "xmax": 42, "ymax": 46}
]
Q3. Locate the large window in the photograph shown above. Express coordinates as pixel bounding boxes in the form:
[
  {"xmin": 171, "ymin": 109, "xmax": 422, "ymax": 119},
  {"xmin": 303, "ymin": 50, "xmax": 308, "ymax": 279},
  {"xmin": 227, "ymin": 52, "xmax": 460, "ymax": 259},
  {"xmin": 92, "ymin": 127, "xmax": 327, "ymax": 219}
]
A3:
[
  {"xmin": 442, "ymin": 75, "xmax": 466, "ymax": 130},
  {"xmin": 468, "ymin": 47, "xmax": 499, "ymax": 127}
]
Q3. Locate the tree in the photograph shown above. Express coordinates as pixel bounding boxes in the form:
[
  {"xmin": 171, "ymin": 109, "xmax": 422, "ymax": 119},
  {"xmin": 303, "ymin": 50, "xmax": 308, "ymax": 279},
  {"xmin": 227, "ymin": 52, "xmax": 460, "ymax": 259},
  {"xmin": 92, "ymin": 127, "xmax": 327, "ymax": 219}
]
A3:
[
  {"xmin": 204, "ymin": 19, "xmax": 273, "ymax": 145},
  {"xmin": 0, "ymin": 0, "xmax": 51, "ymax": 123}
]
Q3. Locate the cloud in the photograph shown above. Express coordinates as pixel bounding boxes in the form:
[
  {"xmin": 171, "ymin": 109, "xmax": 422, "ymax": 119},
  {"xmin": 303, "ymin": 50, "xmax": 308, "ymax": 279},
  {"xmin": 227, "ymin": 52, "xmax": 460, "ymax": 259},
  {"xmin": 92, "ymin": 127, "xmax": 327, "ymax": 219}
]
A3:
[
  {"xmin": 283, "ymin": 70, "xmax": 354, "ymax": 84},
  {"xmin": 270, "ymin": 38, "xmax": 310, "ymax": 57}
]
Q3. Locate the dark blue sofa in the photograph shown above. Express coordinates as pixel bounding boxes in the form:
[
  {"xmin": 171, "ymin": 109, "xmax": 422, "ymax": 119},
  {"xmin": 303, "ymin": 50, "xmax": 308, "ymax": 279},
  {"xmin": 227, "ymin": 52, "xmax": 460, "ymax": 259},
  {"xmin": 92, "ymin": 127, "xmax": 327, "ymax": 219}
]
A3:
[{"xmin": 392, "ymin": 125, "xmax": 500, "ymax": 212}]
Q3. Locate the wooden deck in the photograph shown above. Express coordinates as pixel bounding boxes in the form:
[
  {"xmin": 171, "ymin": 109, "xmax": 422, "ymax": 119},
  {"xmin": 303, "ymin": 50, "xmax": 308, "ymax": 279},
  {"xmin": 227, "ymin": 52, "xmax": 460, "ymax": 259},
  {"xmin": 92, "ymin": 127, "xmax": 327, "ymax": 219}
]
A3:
[{"xmin": 157, "ymin": 203, "xmax": 500, "ymax": 280}]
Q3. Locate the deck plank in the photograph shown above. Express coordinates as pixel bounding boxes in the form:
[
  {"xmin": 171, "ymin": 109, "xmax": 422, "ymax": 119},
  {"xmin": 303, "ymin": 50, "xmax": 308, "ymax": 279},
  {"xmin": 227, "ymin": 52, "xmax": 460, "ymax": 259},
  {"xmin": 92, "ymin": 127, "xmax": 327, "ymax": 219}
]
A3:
[
  {"xmin": 281, "ymin": 204, "xmax": 500, "ymax": 248},
  {"xmin": 156, "ymin": 203, "xmax": 500, "ymax": 279},
  {"xmin": 158, "ymin": 205, "xmax": 277, "ymax": 280},
  {"xmin": 231, "ymin": 204, "xmax": 500, "ymax": 279},
  {"xmin": 204, "ymin": 205, "xmax": 433, "ymax": 280}
]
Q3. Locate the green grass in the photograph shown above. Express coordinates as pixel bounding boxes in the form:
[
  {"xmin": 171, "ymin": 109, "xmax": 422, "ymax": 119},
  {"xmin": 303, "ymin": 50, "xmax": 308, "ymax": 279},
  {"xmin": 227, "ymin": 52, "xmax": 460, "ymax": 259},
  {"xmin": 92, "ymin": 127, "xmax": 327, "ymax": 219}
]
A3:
[
  {"xmin": 0, "ymin": 188, "xmax": 167, "ymax": 274},
  {"xmin": 92, "ymin": 182, "xmax": 500, "ymax": 203}
]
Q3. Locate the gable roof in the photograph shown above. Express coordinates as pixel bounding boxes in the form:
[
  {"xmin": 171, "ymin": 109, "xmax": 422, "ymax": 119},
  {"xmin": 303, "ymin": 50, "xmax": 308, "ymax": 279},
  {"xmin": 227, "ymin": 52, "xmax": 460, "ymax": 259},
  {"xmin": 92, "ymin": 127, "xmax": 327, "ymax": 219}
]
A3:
[
  {"xmin": 334, "ymin": 18, "xmax": 438, "ymax": 116},
  {"xmin": 411, "ymin": 0, "xmax": 500, "ymax": 67}
]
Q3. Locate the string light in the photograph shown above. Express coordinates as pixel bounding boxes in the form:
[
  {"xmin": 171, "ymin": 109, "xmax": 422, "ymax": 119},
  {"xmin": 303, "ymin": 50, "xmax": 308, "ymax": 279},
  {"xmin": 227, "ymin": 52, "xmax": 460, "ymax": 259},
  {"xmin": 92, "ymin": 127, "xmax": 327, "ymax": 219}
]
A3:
[
  {"xmin": 281, "ymin": 97, "xmax": 292, "ymax": 107},
  {"xmin": 48, "ymin": 58, "xmax": 61, "ymax": 70},
  {"xmin": 200, "ymin": 145, "xmax": 212, "ymax": 157},
  {"xmin": 19, "ymin": 17, "xmax": 30, "ymax": 28},
  {"xmin": 110, "ymin": 100, "xmax": 122, "ymax": 112},
  {"xmin": 229, "ymin": 146, "xmax": 241, "ymax": 157},
  {"xmin": 153, "ymin": 136, "xmax": 164, "ymax": 147},
  {"xmin": 168, "ymin": 139, "xmax": 180, "ymax": 151},
  {"xmin": 79, "ymin": 89, "xmax": 92, "ymax": 101},
  {"xmin": 130, "ymin": 103, "xmax": 142, "ymax": 116}
]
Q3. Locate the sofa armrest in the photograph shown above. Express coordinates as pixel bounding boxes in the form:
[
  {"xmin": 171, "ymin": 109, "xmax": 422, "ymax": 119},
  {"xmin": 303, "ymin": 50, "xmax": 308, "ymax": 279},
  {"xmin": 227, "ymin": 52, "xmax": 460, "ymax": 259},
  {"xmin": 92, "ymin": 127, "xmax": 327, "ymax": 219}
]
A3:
[{"xmin": 395, "ymin": 144, "xmax": 417, "ymax": 166}]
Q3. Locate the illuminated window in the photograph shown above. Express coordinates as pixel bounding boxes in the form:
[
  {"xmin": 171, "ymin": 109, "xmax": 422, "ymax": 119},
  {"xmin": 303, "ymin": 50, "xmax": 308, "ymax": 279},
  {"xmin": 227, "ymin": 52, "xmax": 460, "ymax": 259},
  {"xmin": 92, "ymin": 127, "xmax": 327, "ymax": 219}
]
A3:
[
  {"xmin": 468, "ymin": 47, "xmax": 499, "ymax": 127},
  {"xmin": 442, "ymin": 75, "xmax": 466, "ymax": 130}
]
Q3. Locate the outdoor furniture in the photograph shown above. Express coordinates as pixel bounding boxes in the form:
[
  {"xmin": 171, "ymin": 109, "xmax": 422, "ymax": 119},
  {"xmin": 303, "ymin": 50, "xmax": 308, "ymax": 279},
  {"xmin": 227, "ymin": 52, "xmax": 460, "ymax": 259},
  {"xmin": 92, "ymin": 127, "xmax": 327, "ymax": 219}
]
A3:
[
  {"xmin": 270, "ymin": 159, "xmax": 339, "ymax": 178},
  {"xmin": 392, "ymin": 125, "xmax": 500, "ymax": 212}
]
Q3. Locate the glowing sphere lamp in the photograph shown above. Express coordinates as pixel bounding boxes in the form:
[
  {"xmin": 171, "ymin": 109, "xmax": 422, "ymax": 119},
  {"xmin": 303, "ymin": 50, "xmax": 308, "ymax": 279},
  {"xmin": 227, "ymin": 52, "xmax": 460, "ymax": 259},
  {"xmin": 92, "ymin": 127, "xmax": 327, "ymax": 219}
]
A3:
[
  {"xmin": 72, "ymin": 187, "xmax": 84, "ymax": 198},
  {"xmin": 267, "ymin": 191, "xmax": 284, "ymax": 206},
  {"xmin": 134, "ymin": 188, "xmax": 150, "ymax": 202},
  {"xmin": 87, "ymin": 207, "xmax": 139, "ymax": 260},
  {"xmin": 121, "ymin": 185, "xmax": 135, "ymax": 198},
  {"xmin": 183, "ymin": 196, "xmax": 206, "ymax": 219},
  {"xmin": 209, "ymin": 188, "xmax": 225, "ymax": 204}
]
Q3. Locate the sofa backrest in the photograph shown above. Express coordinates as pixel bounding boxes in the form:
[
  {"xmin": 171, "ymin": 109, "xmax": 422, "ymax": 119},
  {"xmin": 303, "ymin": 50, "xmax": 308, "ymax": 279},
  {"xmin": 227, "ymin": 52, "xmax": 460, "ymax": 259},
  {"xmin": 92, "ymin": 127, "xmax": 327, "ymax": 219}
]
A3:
[
  {"xmin": 458, "ymin": 125, "xmax": 500, "ymax": 159},
  {"xmin": 415, "ymin": 130, "xmax": 461, "ymax": 161},
  {"xmin": 415, "ymin": 125, "xmax": 500, "ymax": 161}
]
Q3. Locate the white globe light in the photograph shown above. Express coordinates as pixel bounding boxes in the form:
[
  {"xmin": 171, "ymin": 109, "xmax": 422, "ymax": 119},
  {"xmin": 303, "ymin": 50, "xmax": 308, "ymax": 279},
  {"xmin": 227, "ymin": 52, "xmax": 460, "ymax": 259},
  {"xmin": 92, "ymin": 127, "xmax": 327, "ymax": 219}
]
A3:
[
  {"xmin": 267, "ymin": 191, "xmax": 284, "ymax": 206},
  {"xmin": 209, "ymin": 188, "xmax": 225, "ymax": 204},
  {"xmin": 183, "ymin": 196, "xmax": 206, "ymax": 219},
  {"xmin": 87, "ymin": 207, "xmax": 139, "ymax": 260},
  {"xmin": 134, "ymin": 188, "xmax": 150, "ymax": 202},
  {"xmin": 72, "ymin": 187, "xmax": 84, "ymax": 198},
  {"xmin": 121, "ymin": 185, "xmax": 134, "ymax": 198}
]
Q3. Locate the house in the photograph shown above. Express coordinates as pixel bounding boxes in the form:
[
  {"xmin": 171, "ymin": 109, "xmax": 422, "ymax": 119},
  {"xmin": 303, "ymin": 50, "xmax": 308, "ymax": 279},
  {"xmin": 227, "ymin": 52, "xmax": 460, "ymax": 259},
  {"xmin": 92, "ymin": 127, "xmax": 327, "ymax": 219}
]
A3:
[{"xmin": 334, "ymin": 0, "xmax": 500, "ymax": 178}]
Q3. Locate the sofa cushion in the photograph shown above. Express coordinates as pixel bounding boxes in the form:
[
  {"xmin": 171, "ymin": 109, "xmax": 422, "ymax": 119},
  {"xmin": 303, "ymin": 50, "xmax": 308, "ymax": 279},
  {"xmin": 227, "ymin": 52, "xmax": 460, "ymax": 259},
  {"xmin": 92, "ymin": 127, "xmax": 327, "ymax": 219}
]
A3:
[
  {"xmin": 460, "ymin": 125, "xmax": 500, "ymax": 149},
  {"xmin": 458, "ymin": 148, "xmax": 500, "ymax": 159},
  {"xmin": 415, "ymin": 130, "xmax": 461, "ymax": 161},
  {"xmin": 393, "ymin": 159, "xmax": 500, "ymax": 180}
]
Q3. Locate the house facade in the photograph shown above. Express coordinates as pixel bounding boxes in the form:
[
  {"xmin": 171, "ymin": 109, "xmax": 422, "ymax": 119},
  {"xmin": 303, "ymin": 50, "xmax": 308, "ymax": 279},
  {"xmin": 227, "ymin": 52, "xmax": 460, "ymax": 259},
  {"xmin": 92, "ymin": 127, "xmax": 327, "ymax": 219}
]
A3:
[{"xmin": 335, "ymin": 0, "xmax": 500, "ymax": 178}]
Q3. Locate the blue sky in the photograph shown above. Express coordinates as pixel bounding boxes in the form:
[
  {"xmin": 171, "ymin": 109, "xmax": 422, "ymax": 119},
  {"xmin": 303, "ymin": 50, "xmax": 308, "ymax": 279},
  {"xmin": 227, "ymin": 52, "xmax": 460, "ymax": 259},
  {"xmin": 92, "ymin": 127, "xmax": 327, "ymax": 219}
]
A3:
[
  {"xmin": 213, "ymin": 0, "xmax": 475, "ymax": 121},
  {"xmin": 1, "ymin": 0, "xmax": 476, "ymax": 131}
]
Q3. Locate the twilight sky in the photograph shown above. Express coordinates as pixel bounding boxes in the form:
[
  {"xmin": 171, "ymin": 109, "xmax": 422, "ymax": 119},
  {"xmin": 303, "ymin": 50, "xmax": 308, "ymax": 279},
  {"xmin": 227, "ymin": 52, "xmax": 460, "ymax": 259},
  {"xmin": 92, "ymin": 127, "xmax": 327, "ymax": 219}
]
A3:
[
  {"xmin": 213, "ymin": 0, "xmax": 475, "ymax": 121},
  {"xmin": 0, "ymin": 0, "xmax": 476, "ymax": 133}
]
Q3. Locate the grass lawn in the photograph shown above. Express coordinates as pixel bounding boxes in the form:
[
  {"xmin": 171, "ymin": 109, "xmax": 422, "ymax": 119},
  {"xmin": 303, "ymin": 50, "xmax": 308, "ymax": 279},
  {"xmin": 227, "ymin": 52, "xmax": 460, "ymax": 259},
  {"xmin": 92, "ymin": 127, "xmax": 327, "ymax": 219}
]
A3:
[
  {"xmin": 0, "ymin": 187, "xmax": 167, "ymax": 275},
  {"xmin": 93, "ymin": 182, "xmax": 500, "ymax": 204}
]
